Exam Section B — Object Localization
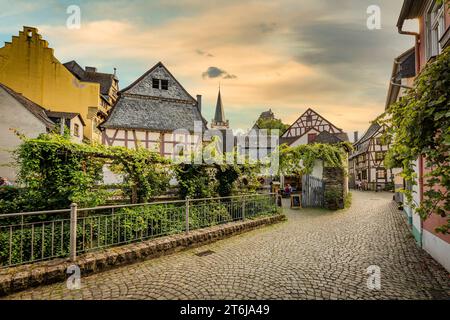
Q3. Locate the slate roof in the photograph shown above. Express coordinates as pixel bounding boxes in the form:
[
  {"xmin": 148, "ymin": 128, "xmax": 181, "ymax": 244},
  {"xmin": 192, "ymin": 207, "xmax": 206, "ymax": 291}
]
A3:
[
  {"xmin": 313, "ymin": 131, "xmax": 348, "ymax": 144},
  {"xmin": 0, "ymin": 83, "xmax": 54, "ymax": 129},
  {"xmin": 349, "ymin": 122, "xmax": 381, "ymax": 159},
  {"xmin": 64, "ymin": 60, "xmax": 116, "ymax": 96},
  {"xmin": 100, "ymin": 95, "xmax": 206, "ymax": 132}
]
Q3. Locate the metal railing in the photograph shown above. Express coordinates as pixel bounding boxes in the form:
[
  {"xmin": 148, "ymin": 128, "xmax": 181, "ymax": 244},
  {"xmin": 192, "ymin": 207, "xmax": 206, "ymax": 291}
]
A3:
[{"xmin": 0, "ymin": 193, "xmax": 277, "ymax": 268}]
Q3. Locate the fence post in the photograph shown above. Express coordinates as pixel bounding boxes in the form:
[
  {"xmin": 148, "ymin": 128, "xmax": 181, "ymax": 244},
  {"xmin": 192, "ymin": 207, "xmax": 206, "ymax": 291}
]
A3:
[
  {"xmin": 242, "ymin": 196, "xmax": 246, "ymax": 221},
  {"xmin": 70, "ymin": 203, "xmax": 78, "ymax": 261},
  {"xmin": 185, "ymin": 197, "xmax": 190, "ymax": 234}
]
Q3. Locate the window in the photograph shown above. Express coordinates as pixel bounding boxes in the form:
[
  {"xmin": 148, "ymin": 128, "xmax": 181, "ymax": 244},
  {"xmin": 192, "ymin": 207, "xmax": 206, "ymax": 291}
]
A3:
[
  {"xmin": 426, "ymin": 1, "xmax": 445, "ymax": 59},
  {"xmin": 74, "ymin": 123, "xmax": 80, "ymax": 137},
  {"xmin": 375, "ymin": 151, "xmax": 384, "ymax": 161},
  {"xmin": 358, "ymin": 154, "xmax": 366, "ymax": 165},
  {"xmin": 152, "ymin": 78, "xmax": 169, "ymax": 90},
  {"xmin": 376, "ymin": 169, "xmax": 386, "ymax": 179},
  {"xmin": 307, "ymin": 133, "xmax": 317, "ymax": 143},
  {"xmin": 306, "ymin": 115, "xmax": 313, "ymax": 122},
  {"xmin": 152, "ymin": 78, "xmax": 159, "ymax": 89},
  {"xmin": 161, "ymin": 79, "xmax": 169, "ymax": 90},
  {"xmin": 362, "ymin": 170, "xmax": 367, "ymax": 180}
]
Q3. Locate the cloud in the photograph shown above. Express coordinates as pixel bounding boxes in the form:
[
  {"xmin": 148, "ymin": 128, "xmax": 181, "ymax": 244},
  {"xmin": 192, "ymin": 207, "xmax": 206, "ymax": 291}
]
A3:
[
  {"xmin": 196, "ymin": 49, "xmax": 214, "ymax": 57},
  {"xmin": 0, "ymin": 0, "xmax": 414, "ymax": 133},
  {"xmin": 202, "ymin": 66, "xmax": 237, "ymax": 79}
]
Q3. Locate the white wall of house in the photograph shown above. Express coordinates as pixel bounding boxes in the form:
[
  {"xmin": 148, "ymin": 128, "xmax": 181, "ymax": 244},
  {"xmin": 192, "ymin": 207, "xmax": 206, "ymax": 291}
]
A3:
[
  {"xmin": 289, "ymin": 129, "xmax": 320, "ymax": 147},
  {"xmin": 0, "ymin": 88, "xmax": 48, "ymax": 182},
  {"xmin": 102, "ymin": 165, "xmax": 124, "ymax": 185},
  {"xmin": 69, "ymin": 116, "xmax": 84, "ymax": 144},
  {"xmin": 422, "ymin": 230, "xmax": 450, "ymax": 272},
  {"xmin": 103, "ymin": 128, "xmax": 202, "ymax": 159}
]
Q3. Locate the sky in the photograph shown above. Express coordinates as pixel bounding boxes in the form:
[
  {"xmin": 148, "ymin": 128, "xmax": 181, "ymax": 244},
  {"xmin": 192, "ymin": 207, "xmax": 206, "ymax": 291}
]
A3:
[{"xmin": 0, "ymin": 0, "xmax": 417, "ymax": 140}]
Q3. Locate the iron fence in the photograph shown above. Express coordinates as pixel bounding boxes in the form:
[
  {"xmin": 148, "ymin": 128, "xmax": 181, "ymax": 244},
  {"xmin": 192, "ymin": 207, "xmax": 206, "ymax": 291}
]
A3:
[{"xmin": 0, "ymin": 193, "xmax": 277, "ymax": 268}]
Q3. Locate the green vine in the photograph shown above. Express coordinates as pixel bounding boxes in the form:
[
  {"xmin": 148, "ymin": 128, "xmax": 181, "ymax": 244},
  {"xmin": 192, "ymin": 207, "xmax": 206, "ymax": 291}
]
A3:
[
  {"xmin": 278, "ymin": 142, "xmax": 348, "ymax": 177},
  {"xmin": 378, "ymin": 46, "xmax": 450, "ymax": 234}
]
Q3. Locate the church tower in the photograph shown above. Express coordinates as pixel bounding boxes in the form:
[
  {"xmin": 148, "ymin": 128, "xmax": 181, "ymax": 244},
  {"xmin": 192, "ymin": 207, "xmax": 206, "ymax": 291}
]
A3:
[{"xmin": 210, "ymin": 87, "xmax": 229, "ymax": 129}]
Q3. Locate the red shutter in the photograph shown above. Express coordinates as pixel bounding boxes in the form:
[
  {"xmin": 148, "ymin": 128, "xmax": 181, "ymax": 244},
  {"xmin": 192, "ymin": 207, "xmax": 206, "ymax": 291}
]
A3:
[{"xmin": 307, "ymin": 133, "xmax": 317, "ymax": 143}]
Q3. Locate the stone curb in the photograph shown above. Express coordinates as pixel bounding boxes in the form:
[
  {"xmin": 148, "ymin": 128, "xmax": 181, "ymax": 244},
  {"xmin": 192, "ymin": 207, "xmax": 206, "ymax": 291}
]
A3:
[{"xmin": 0, "ymin": 214, "xmax": 286, "ymax": 296}]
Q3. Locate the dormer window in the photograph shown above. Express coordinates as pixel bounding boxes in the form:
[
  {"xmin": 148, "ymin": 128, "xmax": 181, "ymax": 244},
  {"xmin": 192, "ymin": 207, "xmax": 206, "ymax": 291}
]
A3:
[{"xmin": 152, "ymin": 78, "xmax": 169, "ymax": 90}]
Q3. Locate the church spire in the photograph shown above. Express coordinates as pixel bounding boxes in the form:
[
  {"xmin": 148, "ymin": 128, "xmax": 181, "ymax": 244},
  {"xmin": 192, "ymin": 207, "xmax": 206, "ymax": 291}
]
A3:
[{"xmin": 211, "ymin": 86, "xmax": 229, "ymax": 129}]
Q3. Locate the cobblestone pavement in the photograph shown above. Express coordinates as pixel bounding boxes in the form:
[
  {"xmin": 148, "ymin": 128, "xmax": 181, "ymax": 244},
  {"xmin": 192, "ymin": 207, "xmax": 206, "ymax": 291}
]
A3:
[{"xmin": 4, "ymin": 191, "xmax": 450, "ymax": 300}]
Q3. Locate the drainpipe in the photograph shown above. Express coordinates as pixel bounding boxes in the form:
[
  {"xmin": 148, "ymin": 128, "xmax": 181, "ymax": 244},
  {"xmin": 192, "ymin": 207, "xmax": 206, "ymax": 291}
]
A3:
[{"xmin": 397, "ymin": 25, "xmax": 420, "ymax": 75}]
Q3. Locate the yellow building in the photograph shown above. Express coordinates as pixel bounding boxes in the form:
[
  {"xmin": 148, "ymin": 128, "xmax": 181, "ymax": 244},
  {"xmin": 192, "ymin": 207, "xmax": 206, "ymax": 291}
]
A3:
[{"xmin": 0, "ymin": 26, "xmax": 102, "ymax": 142}]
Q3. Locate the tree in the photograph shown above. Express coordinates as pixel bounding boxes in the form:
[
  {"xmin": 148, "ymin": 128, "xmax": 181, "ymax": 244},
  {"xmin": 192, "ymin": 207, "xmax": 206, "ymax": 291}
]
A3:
[{"xmin": 256, "ymin": 118, "xmax": 289, "ymax": 136}]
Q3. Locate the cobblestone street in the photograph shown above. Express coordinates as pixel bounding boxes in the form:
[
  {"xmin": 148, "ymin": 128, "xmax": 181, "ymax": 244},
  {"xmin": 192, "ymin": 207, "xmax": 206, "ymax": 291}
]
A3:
[{"xmin": 4, "ymin": 191, "xmax": 450, "ymax": 300}]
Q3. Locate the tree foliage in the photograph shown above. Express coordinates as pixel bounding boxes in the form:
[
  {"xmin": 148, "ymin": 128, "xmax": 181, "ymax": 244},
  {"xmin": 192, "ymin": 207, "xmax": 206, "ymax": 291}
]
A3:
[
  {"xmin": 256, "ymin": 117, "xmax": 289, "ymax": 136},
  {"xmin": 378, "ymin": 46, "xmax": 450, "ymax": 234}
]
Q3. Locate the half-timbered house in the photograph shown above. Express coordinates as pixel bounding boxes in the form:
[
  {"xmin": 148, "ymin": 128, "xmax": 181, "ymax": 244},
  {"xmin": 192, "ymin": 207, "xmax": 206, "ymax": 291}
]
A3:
[
  {"xmin": 278, "ymin": 108, "xmax": 349, "ymax": 197},
  {"xmin": 348, "ymin": 122, "xmax": 400, "ymax": 191},
  {"xmin": 280, "ymin": 108, "xmax": 348, "ymax": 146},
  {"xmin": 100, "ymin": 62, "xmax": 207, "ymax": 159}
]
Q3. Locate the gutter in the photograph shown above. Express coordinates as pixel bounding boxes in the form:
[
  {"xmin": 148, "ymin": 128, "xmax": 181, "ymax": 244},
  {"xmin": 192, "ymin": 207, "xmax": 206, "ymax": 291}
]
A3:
[{"xmin": 397, "ymin": 25, "xmax": 420, "ymax": 75}]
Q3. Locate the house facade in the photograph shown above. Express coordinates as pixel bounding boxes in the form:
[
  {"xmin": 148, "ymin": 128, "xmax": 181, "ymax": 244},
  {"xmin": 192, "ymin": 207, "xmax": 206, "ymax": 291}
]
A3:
[
  {"xmin": 394, "ymin": 0, "xmax": 450, "ymax": 271},
  {"xmin": 0, "ymin": 84, "xmax": 84, "ymax": 181},
  {"xmin": 63, "ymin": 60, "xmax": 119, "ymax": 128},
  {"xmin": 278, "ymin": 108, "xmax": 349, "ymax": 193},
  {"xmin": 280, "ymin": 108, "xmax": 348, "ymax": 147},
  {"xmin": 100, "ymin": 62, "xmax": 207, "ymax": 159},
  {"xmin": 0, "ymin": 27, "xmax": 105, "ymax": 142},
  {"xmin": 348, "ymin": 122, "xmax": 400, "ymax": 191}
]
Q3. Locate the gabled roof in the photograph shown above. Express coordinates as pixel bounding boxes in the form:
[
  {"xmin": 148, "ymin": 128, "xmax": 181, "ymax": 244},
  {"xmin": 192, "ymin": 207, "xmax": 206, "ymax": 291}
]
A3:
[
  {"xmin": 0, "ymin": 83, "xmax": 54, "ymax": 129},
  {"xmin": 354, "ymin": 122, "xmax": 381, "ymax": 146},
  {"xmin": 120, "ymin": 62, "xmax": 196, "ymax": 103},
  {"xmin": 281, "ymin": 107, "xmax": 343, "ymax": 138},
  {"xmin": 64, "ymin": 60, "xmax": 117, "ymax": 97},
  {"xmin": 349, "ymin": 122, "xmax": 381, "ymax": 159}
]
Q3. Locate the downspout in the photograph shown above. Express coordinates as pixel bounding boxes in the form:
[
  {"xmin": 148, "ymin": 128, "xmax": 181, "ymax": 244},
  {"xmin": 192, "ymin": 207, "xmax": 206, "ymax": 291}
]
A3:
[{"xmin": 397, "ymin": 26, "xmax": 421, "ymax": 75}]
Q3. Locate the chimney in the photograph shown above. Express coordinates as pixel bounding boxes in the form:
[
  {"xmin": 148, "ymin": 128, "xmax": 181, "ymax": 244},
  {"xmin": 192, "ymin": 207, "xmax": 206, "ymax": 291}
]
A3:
[
  {"xmin": 85, "ymin": 66, "xmax": 97, "ymax": 73},
  {"xmin": 196, "ymin": 94, "xmax": 202, "ymax": 113},
  {"xmin": 113, "ymin": 67, "xmax": 117, "ymax": 76},
  {"xmin": 354, "ymin": 131, "xmax": 358, "ymax": 142}
]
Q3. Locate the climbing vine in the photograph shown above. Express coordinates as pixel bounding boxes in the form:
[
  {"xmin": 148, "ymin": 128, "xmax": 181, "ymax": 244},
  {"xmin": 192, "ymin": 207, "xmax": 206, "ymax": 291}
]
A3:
[
  {"xmin": 278, "ymin": 142, "xmax": 349, "ymax": 177},
  {"xmin": 1, "ymin": 132, "xmax": 171, "ymax": 212},
  {"xmin": 378, "ymin": 46, "xmax": 450, "ymax": 234}
]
